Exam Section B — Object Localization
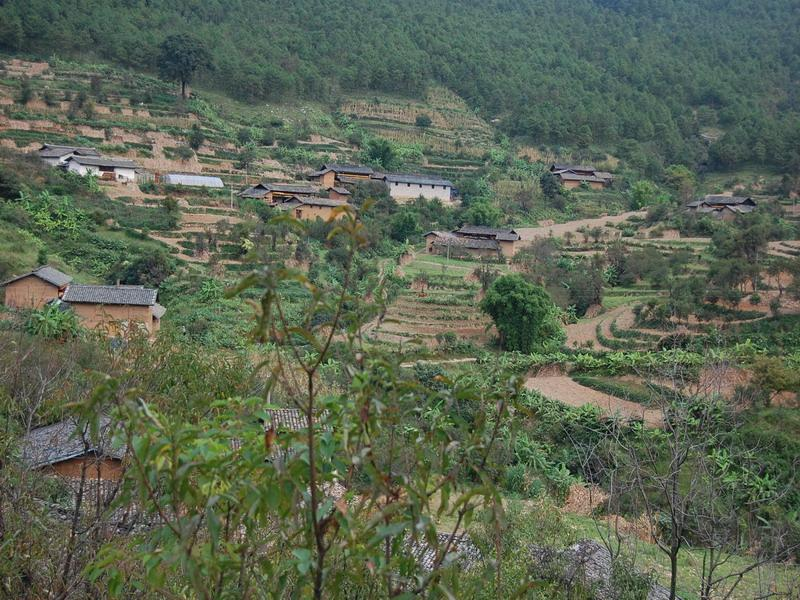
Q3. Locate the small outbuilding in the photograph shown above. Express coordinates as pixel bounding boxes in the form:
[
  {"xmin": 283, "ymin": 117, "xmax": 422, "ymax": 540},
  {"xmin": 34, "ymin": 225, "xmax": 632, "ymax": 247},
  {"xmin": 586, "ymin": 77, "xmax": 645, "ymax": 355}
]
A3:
[
  {"xmin": 163, "ymin": 174, "xmax": 224, "ymax": 188},
  {"xmin": 1, "ymin": 265, "xmax": 72, "ymax": 309}
]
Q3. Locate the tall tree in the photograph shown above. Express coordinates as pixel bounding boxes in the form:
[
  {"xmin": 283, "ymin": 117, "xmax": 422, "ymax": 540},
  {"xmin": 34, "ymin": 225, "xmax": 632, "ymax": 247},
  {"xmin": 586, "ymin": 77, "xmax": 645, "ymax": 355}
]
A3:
[
  {"xmin": 480, "ymin": 274, "xmax": 564, "ymax": 352},
  {"xmin": 157, "ymin": 34, "xmax": 212, "ymax": 99}
]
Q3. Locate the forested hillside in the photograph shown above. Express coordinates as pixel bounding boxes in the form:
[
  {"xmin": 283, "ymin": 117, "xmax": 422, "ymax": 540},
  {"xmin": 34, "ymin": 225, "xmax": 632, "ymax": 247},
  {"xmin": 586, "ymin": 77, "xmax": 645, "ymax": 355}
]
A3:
[{"xmin": 1, "ymin": 0, "xmax": 798, "ymax": 170}]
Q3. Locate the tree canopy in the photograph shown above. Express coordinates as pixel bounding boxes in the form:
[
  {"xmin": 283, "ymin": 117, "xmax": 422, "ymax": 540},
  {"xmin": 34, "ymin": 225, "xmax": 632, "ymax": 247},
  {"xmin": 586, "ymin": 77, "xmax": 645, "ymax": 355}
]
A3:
[
  {"xmin": 480, "ymin": 274, "xmax": 564, "ymax": 352},
  {"xmin": 157, "ymin": 34, "xmax": 212, "ymax": 99},
  {"xmin": 0, "ymin": 0, "xmax": 797, "ymax": 168}
]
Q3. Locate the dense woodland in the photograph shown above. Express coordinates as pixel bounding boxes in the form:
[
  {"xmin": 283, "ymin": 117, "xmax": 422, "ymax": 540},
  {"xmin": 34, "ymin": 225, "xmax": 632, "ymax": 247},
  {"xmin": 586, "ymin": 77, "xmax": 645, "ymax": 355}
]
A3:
[{"xmin": 1, "ymin": 0, "xmax": 799, "ymax": 169}]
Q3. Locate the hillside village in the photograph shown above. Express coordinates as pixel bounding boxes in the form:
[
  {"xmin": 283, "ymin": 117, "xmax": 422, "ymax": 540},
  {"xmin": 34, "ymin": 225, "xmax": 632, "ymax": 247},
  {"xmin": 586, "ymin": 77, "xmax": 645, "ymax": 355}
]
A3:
[{"xmin": 1, "ymin": 46, "xmax": 800, "ymax": 600}]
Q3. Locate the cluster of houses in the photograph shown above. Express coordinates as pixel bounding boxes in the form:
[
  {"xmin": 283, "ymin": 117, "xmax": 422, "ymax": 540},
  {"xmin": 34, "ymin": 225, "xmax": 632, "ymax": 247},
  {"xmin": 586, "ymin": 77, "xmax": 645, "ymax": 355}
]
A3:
[
  {"xmin": 424, "ymin": 226, "xmax": 522, "ymax": 260},
  {"xmin": 37, "ymin": 144, "xmax": 224, "ymax": 188},
  {"xmin": 685, "ymin": 194, "xmax": 756, "ymax": 221},
  {"xmin": 549, "ymin": 163, "xmax": 613, "ymax": 190},
  {"xmin": 39, "ymin": 144, "xmax": 141, "ymax": 182},
  {"xmin": 1, "ymin": 265, "xmax": 165, "ymax": 337},
  {"xmin": 238, "ymin": 163, "xmax": 456, "ymax": 221}
]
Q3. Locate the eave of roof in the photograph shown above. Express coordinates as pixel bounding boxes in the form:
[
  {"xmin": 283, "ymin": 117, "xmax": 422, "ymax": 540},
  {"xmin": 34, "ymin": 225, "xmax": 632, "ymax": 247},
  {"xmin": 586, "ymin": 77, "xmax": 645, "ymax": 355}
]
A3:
[
  {"xmin": 39, "ymin": 144, "xmax": 100, "ymax": 158},
  {"xmin": 382, "ymin": 173, "xmax": 454, "ymax": 187},
  {"xmin": 281, "ymin": 195, "xmax": 350, "ymax": 208},
  {"xmin": 67, "ymin": 156, "xmax": 139, "ymax": 169}
]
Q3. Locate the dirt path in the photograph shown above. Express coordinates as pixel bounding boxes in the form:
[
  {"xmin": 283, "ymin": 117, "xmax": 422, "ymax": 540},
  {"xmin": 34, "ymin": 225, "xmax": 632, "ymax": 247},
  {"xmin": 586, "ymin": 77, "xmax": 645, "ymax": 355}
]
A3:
[
  {"xmin": 565, "ymin": 304, "xmax": 631, "ymax": 349},
  {"xmin": 400, "ymin": 357, "xmax": 478, "ymax": 368},
  {"xmin": 180, "ymin": 212, "xmax": 244, "ymax": 226},
  {"xmin": 525, "ymin": 376, "xmax": 662, "ymax": 427},
  {"xmin": 516, "ymin": 210, "xmax": 647, "ymax": 242}
]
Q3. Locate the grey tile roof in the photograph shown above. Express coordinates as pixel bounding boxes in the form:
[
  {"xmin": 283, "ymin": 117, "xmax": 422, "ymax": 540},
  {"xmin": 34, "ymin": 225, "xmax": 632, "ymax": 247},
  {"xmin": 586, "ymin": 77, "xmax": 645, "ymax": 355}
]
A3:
[
  {"xmin": 555, "ymin": 172, "xmax": 606, "ymax": 183},
  {"xmin": 382, "ymin": 173, "xmax": 454, "ymax": 187},
  {"xmin": 432, "ymin": 236, "xmax": 500, "ymax": 250},
  {"xmin": 67, "ymin": 156, "xmax": 139, "ymax": 169},
  {"xmin": 1, "ymin": 265, "xmax": 72, "ymax": 288},
  {"xmin": 238, "ymin": 183, "xmax": 270, "ymax": 198},
  {"xmin": 39, "ymin": 144, "xmax": 99, "ymax": 158},
  {"xmin": 264, "ymin": 409, "xmax": 308, "ymax": 432},
  {"xmin": 152, "ymin": 303, "xmax": 167, "ymax": 319},
  {"xmin": 62, "ymin": 284, "xmax": 157, "ymax": 306},
  {"xmin": 407, "ymin": 533, "xmax": 482, "ymax": 572},
  {"xmin": 454, "ymin": 226, "xmax": 520, "ymax": 241},
  {"xmin": 311, "ymin": 164, "xmax": 374, "ymax": 177},
  {"xmin": 266, "ymin": 182, "xmax": 320, "ymax": 194},
  {"xmin": 262, "ymin": 409, "xmax": 330, "ymax": 435},
  {"xmin": 163, "ymin": 174, "xmax": 224, "ymax": 188},
  {"xmin": 239, "ymin": 182, "xmax": 321, "ymax": 198},
  {"xmin": 550, "ymin": 163, "xmax": 596, "ymax": 173},
  {"xmin": 280, "ymin": 195, "xmax": 350, "ymax": 208},
  {"xmin": 687, "ymin": 195, "xmax": 756, "ymax": 209},
  {"xmin": 21, "ymin": 415, "xmax": 126, "ymax": 469},
  {"xmin": 702, "ymin": 195, "xmax": 755, "ymax": 205},
  {"xmin": 327, "ymin": 186, "xmax": 351, "ymax": 195},
  {"xmin": 529, "ymin": 539, "xmax": 675, "ymax": 600}
]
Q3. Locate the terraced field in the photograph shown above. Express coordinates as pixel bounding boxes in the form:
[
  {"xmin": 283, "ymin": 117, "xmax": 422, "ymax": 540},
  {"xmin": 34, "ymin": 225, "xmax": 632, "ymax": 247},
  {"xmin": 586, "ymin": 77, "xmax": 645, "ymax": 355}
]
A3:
[
  {"xmin": 365, "ymin": 254, "xmax": 507, "ymax": 352},
  {"xmin": 340, "ymin": 86, "xmax": 494, "ymax": 160}
]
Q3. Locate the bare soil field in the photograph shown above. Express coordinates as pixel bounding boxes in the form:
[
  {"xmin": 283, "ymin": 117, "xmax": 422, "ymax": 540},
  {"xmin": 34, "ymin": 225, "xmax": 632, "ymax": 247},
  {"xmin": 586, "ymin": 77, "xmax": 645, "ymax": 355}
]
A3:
[
  {"xmin": 565, "ymin": 304, "xmax": 633, "ymax": 349},
  {"xmin": 515, "ymin": 210, "xmax": 646, "ymax": 243},
  {"xmin": 524, "ymin": 375, "xmax": 662, "ymax": 427}
]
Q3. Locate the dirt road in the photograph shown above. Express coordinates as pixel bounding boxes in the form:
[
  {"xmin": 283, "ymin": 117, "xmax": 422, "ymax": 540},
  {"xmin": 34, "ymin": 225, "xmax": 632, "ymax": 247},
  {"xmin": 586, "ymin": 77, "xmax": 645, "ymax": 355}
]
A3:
[{"xmin": 525, "ymin": 376, "xmax": 662, "ymax": 427}]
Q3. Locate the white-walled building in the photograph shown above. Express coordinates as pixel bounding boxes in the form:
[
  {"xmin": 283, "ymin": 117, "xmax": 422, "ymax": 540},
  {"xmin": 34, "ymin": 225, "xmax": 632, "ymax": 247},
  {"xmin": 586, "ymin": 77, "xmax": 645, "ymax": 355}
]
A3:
[
  {"xmin": 379, "ymin": 173, "xmax": 455, "ymax": 205},
  {"xmin": 38, "ymin": 144, "xmax": 99, "ymax": 167},
  {"xmin": 64, "ymin": 156, "xmax": 139, "ymax": 182}
]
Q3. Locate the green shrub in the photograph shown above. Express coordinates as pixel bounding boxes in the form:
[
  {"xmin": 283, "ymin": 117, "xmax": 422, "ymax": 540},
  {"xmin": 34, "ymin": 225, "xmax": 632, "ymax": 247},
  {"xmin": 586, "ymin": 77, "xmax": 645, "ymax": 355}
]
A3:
[{"xmin": 25, "ymin": 304, "xmax": 81, "ymax": 339}]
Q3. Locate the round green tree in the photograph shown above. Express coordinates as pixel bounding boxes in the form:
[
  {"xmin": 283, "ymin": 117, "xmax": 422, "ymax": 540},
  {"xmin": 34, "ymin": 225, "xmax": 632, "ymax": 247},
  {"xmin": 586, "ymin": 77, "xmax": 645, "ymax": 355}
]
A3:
[
  {"xmin": 157, "ymin": 34, "xmax": 212, "ymax": 99},
  {"xmin": 480, "ymin": 274, "xmax": 564, "ymax": 352}
]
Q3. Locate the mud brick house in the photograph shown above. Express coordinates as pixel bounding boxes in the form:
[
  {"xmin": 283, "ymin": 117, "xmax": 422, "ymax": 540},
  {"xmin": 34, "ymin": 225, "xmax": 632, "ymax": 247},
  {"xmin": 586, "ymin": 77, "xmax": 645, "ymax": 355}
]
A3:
[
  {"xmin": 376, "ymin": 173, "xmax": 455, "ymax": 205},
  {"xmin": 1, "ymin": 265, "xmax": 72, "ymax": 309},
  {"xmin": 326, "ymin": 186, "xmax": 351, "ymax": 201},
  {"xmin": 38, "ymin": 143, "xmax": 99, "ymax": 167},
  {"xmin": 276, "ymin": 195, "xmax": 351, "ymax": 221},
  {"xmin": 425, "ymin": 226, "xmax": 521, "ymax": 260},
  {"xmin": 308, "ymin": 164, "xmax": 374, "ymax": 188},
  {"xmin": 64, "ymin": 155, "xmax": 139, "ymax": 182},
  {"xmin": 61, "ymin": 284, "xmax": 165, "ymax": 336},
  {"xmin": 238, "ymin": 182, "xmax": 321, "ymax": 204},
  {"xmin": 685, "ymin": 195, "xmax": 756, "ymax": 221},
  {"xmin": 21, "ymin": 415, "xmax": 126, "ymax": 481},
  {"xmin": 549, "ymin": 163, "xmax": 613, "ymax": 190}
]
